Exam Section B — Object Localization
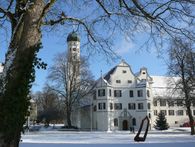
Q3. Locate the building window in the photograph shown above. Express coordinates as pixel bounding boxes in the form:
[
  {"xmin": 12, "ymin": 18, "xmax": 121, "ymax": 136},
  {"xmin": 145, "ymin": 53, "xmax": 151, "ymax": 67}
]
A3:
[
  {"xmin": 147, "ymin": 103, "xmax": 151, "ymax": 109},
  {"xmin": 177, "ymin": 110, "xmax": 184, "ymax": 116},
  {"xmin": 98, "ymin": 103, "xmax": 106, "ymax": 110},
  {"xmin": 147, "ymin": 90, "xmax": 150, "ymax": 97},
  {"xmin": 154, "ymin": 110, "xmax": 158, "ymax": 115},
  {"xmin": 114, "ymin": 103, "xmax": 122, "ymax": 110},
  {"xmin": 160, "ymin": 99, "xmax": 166, "ymax": 106},
  {"xmin": 160, "ymin": 110, "xmax": 167, "ymax": 115},
  {"xmin": 116, "ymin": 80, "xmax": 121, "ymax": 83},
  {"xmin": 110, "ymin": 103, "xmax": 113, "ymax": 110},
  {"xmin": 193, "ymin": 110, "xmax": 195, "ymax": 115},
  {"xmin": 114, "ymin": 118, "xmax": 118, "ymax": 126},
  {"xmin": 153, "ymin": 100, "xmax": 157, "ymax": 106},
  {"xmin": 128, "ymin": 103, "xmax": 136, "ymax": 110},
  {"xmin": 98, "ymin": 89, "xmax": 105, "ymax": 97},
  {"xmin": 138, "ymin": 103, "xmax": 144, "ymax": 110},
  {"xmin": 114, "ymin": 90, "xmax": 122, "ymax": 97},
  {"xmin": 132, "ymin": 118, "xmax": 136, "ymax": 126},
  {"xmin": 168, "ymin": 110, "xmax": 174, "ymax": 116},
  {"xmin": 129, "ymin": 90, "xmax": 134, "ymax": 97},
  {"xmin": 148, "ymin": 113, "xmax": 151, "ymax": 119},
  {"xmin": 137, "ymin": 90, "xmax": 143, "ymax": 97},
  {"xmin": 168, "ymin": 100, "xmax": 174, "ymax": 107},
  {"xmin": 128, "ymin": 80, "xmax": 132, "ymax": 83},
  {"xmin": 122, "ymin": 70, "xmax": 127, "ymax": 73},
  {"xmin": 109, "ymin": 89, "xmax": 112, "ymax": 96},
  {"xmin": 177, "ymin": 99, "xmax": 183, "ymax": 106}
]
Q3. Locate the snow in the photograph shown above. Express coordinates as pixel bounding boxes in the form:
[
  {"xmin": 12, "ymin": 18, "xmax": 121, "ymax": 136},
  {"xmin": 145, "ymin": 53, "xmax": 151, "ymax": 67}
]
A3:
[
  {"xmin": 151, "ymin": 76, "xmax": 181, "ymax": 97},
  {"xmin": 20, "ymin": 127, "xmax": 195, "ymax": 147}
]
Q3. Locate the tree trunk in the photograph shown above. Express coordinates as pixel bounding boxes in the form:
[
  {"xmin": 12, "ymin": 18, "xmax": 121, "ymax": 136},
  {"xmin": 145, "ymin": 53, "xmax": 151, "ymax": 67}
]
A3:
[
  {"xmin": 0, "ymin": 1, "xmax": 45, "ymax": 147},
  {"xmin": 67, "ymin": 107, "xmax": 72, "ymax": 128},
  {"xmin": 186, "ymin": 106, "xmax": 195, "ymax": 135}
]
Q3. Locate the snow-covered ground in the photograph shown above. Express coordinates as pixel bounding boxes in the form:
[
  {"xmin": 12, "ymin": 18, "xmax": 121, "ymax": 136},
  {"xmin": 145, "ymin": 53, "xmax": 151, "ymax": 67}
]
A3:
[{"xmin": 20, "ymin": 127, "xmax": 195, "ymax": 147}]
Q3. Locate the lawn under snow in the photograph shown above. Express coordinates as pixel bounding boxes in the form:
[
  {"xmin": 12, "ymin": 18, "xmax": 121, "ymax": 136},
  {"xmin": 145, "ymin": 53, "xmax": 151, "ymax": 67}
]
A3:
[{"xmin": 20, "ymin": 127, "xmax": 195, "ymax": 147}]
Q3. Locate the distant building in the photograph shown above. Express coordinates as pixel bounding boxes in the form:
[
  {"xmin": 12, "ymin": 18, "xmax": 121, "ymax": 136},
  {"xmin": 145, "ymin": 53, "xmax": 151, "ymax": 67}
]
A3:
[{"xmin": 79, "ymin": 60, "xmax": 195, "ymax": 131}]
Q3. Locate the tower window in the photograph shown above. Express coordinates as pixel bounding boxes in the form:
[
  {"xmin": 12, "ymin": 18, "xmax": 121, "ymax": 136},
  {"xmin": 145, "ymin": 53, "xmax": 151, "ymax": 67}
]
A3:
[
  {"xmin": 73, "ymin": 48, "xmax": 77, "ymax": 51},
  {"xmin": 122, "ymin": 70, "xmax": 127, "ymax": 73}
]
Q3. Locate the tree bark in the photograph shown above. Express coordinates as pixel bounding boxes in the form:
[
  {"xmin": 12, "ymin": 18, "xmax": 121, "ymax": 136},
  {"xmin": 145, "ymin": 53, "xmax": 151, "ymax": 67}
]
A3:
[
  {"xmin": 0, "ymin": 1, "xmax": 45, "ymax": 147},
  {"xmin": 66, "ymin": 107, "xmax": 72, "ymax": 127}
]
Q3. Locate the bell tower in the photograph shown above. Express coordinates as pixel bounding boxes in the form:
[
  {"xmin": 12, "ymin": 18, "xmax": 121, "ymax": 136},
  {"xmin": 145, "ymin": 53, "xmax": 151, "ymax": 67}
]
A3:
[{"xmin": 67, "ymin": 31, "xmax": 80, "ymax": 83}]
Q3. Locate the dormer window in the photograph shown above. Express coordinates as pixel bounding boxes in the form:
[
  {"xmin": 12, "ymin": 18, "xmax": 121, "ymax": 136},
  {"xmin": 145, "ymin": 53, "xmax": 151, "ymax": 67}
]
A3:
[{"xmin": 116, "ymin": 80, "xmax": 121, "ymax": 83}]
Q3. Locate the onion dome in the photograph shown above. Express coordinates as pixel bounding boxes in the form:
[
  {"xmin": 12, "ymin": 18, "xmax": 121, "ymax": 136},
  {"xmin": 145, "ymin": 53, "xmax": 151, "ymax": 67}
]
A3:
[{"xmin": 67, "ymin": 31, "xmax": 80, "ymax": 42}]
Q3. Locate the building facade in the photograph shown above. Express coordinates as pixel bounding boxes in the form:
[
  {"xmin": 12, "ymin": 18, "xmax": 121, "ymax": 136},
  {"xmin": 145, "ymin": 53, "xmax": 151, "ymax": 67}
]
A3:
[{"xmin": 89, "ymin": 60, "xmax": 195, "ymax": 131}]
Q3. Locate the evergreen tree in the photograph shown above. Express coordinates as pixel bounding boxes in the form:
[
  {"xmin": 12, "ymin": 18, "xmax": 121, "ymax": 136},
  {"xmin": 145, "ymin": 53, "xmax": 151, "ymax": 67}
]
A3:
[{"xmin": 154, "ymin": 112, "xmax": 169, "ymax": 130}]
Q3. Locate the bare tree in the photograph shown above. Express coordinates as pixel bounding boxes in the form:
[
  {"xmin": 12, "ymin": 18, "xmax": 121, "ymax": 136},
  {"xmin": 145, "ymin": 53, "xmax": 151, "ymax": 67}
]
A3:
[
  {"xmin": 0, "ymin": 0, "xmax": 195, "ymax": 146},
  {"xmin": 167, "ymin": 37, "xmax": 195, "ymax": 135},
  {"xmin": 33, "ymin": 86, "xmax": 64, "ymax": 126},
  {"xmin": 47, "ymin": 52, "xmax": 94, "ymax": 128}
]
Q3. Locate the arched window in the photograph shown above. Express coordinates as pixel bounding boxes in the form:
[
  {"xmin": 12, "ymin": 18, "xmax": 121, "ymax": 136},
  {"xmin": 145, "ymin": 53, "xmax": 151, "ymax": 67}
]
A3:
[
  {"xmin": 114, "ymin": 118, "xmax": 118, "ymax": 126},
  {"xmin": 132, "ymin": 118, "xmax": 136, "ymax": 126}
]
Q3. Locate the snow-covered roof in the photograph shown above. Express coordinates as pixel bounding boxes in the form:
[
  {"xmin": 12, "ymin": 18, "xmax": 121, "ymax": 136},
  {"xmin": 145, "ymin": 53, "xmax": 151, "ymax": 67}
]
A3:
[{"xmin": 151, "ymin": 76, "xmax": 181, "ymax": 98}]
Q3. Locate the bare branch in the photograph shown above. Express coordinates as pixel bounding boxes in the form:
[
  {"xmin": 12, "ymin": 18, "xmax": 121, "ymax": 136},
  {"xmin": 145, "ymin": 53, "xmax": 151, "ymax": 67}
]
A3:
[
  {"xmin": 95, "ymin": 0, "xmax": 111, "ymax": 17},
  {"xmin": 44, "ymin": 14, "xmax": 96, "ymax": 42}
]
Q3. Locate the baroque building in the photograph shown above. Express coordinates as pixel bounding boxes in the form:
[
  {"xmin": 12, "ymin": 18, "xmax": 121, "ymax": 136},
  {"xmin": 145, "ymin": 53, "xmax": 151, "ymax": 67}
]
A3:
[{"xmin": 83, "ymin": 60, "xmax": 195, "ymax": 131}]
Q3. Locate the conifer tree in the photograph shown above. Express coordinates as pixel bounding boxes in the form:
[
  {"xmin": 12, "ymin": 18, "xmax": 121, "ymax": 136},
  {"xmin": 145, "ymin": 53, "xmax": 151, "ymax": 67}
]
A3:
[{"xmin": 154, "ymin": 112, "xmax": 169, "ymax": 130}]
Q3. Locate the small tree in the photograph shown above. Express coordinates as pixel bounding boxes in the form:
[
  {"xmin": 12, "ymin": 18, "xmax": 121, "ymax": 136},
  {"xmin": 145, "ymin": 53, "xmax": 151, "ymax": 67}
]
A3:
[{"xmin": 154, "ymin": 112, "xmax": 169, "ymax": 130}]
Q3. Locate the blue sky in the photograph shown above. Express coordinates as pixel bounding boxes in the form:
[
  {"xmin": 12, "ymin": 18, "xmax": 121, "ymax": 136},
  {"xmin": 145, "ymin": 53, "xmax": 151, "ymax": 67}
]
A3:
[
  {"xmin": 0, "ymin": 27, "xmax": 168, "ymax": 93},
  {"xmin": 32, "ymin": 33, "xmax": 167, "ymax": 92},
  {"xmin": 0, "ymin": 1, "xmax": 171, "ymax": 93},
  {"xmin": 0, "ymin": 30, "xmax": 168, "ymax": 93}
]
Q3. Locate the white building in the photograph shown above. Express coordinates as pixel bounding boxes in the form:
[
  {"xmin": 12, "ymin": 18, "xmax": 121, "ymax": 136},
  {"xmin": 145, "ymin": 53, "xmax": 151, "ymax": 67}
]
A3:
[{"xmin": 87, "ymin": 60, "xmax": 195, "ymax": 131}]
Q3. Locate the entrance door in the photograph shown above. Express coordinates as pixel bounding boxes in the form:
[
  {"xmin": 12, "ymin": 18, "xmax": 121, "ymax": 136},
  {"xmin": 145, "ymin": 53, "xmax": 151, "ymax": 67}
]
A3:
[{"xmin": 122, "ymin": 120, "xmax": 128, "ymax": 130}]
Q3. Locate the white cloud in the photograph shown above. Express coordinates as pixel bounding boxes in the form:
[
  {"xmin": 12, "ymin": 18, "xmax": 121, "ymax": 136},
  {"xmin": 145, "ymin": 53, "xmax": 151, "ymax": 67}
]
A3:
[{"xmin": 114, "ymin": 37, "xmax": 135, "ymax": 55}]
